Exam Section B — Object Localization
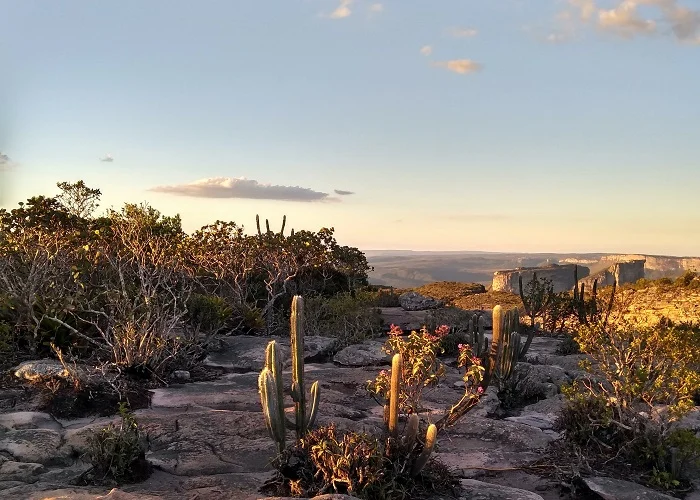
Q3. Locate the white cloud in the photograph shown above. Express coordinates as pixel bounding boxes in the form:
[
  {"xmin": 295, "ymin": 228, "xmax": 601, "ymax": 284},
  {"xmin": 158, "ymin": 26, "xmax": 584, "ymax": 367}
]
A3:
[
  {"xmin": 100, "ymin": 154, "xmax": 114, "ymax": 162},
  {"xmin": 433, "ymin": 59, "xmax": 483, "ymax": 74},
  {"xmin": 563, "ymin": 0, "xmax": 700, "ymax": 43},
  {"xmin": 420, "ymin": 45, "xmax": 433, "ymax": 56},
  {"xmin": 150, "ymin": 177, "xmax": 335, "ymax": 202},
  {"xmin": 369, "ymin": 3, "xmax": 383, "ymax": 14},
  {"xmin": 447, "ymin": 27, "xmax": 479, "ymax": 38},
  {"xmin": 330, "ymin": 0, "xmax": 353, "ymax": 19}
]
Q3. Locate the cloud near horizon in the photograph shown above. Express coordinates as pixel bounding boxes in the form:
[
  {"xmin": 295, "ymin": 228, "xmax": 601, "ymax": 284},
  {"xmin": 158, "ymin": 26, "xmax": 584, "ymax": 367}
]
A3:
[
  {"xmin": 553, "ymin": 0, "xmax": 700, "ymax": 43},
  {"xmin": 0, "ymin": 152, "xmax": 9, "ymax": 168},
  {"xmin": 334, "ymin": 189, "xmax": 355, "ymax": 196},
  {"xmin": 100, "ymin": 154, "xmax": 114, "ymax": 162},
  {"xmin": 433, "ymin": 59, "xmax": 483, "ymax": 74},
  {"xmin": 150, "ymin": 177, "xmax": 335, "ymax": 202}
]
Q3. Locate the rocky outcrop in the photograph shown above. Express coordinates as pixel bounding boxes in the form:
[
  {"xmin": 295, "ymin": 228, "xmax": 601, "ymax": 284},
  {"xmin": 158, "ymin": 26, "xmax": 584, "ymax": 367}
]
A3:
[
  {"xmin": 492, "ymin": 264, "xmax": 588, "ymax": 294},
  {"xmin": 398, "ymin": 291, "xmax": 444, "ymax": 311}
]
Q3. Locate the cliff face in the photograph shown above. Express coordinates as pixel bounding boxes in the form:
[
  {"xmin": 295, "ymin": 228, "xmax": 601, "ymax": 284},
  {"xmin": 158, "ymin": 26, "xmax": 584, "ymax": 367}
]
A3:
[
  {"xmin": 492, "ymin": 264, "xmax": 588, "ymax": 294},
  {"xmin": 601, "ymin": 254, "xmax": 700, "ymax": 274},
  {"xmin": 581, "ymin": 259, "xmax": 645, "ymax": 288}
]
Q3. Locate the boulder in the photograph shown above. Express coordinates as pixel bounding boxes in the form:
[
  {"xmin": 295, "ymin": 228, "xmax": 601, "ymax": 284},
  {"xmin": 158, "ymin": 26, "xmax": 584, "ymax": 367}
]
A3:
[
  {"xmin": 512, "ymin": 363, "xmax": 571, "ymax": 400},
  {"xmin": 459, "ymin": 479, "xmax": 545, "ymax": 499},
  {"xmin": 13, "ymin": 360, "xmax": 82, "ymax": 383},
  {"xmin": 333, "ymin": 341, "xmax": 390, "ymax": 367},
  {"xmin": 171, "ymin": 370, "xmax": 191, "ymax": 382},
  {"xmin": 398, "ymin": 291, "xmax": 444, "ymax": 311},
  {"xmin": 0, "ymin": 412, "xmax": 62, "ymax": 432},
  {"xmin": 581, "ymin": 476, "xmax": 677, "ymax": 500}
]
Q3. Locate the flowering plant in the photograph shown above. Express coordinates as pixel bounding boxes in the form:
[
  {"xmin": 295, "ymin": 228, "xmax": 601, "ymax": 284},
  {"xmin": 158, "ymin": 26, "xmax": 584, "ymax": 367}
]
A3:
[{"xmin": 366, "ymin": 324, "xmax": 450, "ymax": 414}]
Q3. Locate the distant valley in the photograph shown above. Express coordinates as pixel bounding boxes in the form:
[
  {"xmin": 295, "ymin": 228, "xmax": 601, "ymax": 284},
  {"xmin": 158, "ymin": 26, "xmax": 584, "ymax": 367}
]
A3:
[{"xmin": 364, "ymin": 250, "xmax": 700, "ymax": 288}]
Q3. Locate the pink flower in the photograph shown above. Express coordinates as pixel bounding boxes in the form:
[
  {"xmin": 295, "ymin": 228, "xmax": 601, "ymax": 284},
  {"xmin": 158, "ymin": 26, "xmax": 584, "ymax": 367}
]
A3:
[
  {"xmin": 477, "ymin": 387, "xmax": 484, "ymax": 394},
  {"xmin": 388, "ymin": 324, "xmax": 403, "ymax": 336},
  {"xmin": 435, "ymin": 325, "xmax": 450, "ymax": 338}
]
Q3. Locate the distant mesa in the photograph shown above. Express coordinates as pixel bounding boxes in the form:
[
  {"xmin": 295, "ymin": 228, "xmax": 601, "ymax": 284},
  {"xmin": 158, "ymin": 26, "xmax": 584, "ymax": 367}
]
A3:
[
  {"xmin": 492, "ymin": 263, "xmax": 586, "ymax": 294},
  {"xmin": 580, "ymin": 259, "xmax": 645, "ymax": 289}
]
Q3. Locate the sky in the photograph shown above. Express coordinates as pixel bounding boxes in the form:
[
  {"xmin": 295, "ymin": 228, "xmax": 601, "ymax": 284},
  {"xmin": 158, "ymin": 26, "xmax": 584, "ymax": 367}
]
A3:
[{"xmin": 1, "ymin": 0, "xmax": 699, "ymax": 255}]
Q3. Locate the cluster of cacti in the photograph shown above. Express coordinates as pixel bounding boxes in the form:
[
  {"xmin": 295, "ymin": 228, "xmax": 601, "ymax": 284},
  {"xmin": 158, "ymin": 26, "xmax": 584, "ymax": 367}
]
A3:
[
  {"xmin": 572, "ymin": 264, "xmax": 616, "ymax": 327},
  {"xmin": 437, "ymin": 304, "xmax": 521, "ymax": 429},
  {"xmin": 258, "ymin": 295, "xmax": 319, "ymax": 453},
  {"xmin": 256, "ymin": 214, "xmax": 294, "ymax": 237},
  {"xmin": 518, "ymin": 272, "xmax": 553, "ymax": 358},
  {"xmin": 385, "ymin": 353, "xmax": 437, "ymax": 476}
]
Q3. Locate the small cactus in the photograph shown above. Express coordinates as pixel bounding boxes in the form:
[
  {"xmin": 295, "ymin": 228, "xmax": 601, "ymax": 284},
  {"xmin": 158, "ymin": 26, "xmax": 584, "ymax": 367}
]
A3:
[{"xmin": 384, "ymin": 353, "xmax": 438, "ymax": 476}]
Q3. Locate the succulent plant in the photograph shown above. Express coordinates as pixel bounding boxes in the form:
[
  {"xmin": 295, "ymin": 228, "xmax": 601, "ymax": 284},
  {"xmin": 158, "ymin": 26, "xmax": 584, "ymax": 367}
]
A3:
[
  {"xmin": 385, "ymin": 353, "xmax": 438, "ymax": 477},
  {"xmin": 258, "ymin": 295, "xmax": 320, "ymax": 452}
]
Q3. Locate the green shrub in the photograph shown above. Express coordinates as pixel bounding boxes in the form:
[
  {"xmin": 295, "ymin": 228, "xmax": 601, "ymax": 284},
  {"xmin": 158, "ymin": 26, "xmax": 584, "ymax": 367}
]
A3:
[
  {"xmin": 186, "ymin": 293, "xmax": 232, "ymax": 335},
  {"xmin": 84, "ymin": 403, "xmax": 150, "ymax": 484},
  {"xmin": 304, "ymin": 292, "xmax": 382, "ymax": 347},
  {"xmin": 555, "ymin": 334, "xmax": 580, "ymax": 355}
]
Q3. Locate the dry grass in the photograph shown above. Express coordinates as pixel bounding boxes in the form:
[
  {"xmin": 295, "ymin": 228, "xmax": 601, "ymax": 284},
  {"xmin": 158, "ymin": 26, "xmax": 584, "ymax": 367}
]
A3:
[{"xmin": 452, "ymin": 290, "xmax": 524, "ymax": 312}]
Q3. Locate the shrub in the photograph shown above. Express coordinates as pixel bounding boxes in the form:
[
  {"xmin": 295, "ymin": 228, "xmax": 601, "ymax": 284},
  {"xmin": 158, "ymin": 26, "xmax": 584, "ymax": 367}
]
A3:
[
  {"xmin": 186, "ymin": 293, "xmax": 232, "ymax": 335},
  {"xmin": 366, "ymin": 325, "xmax": 449, "ymax": 414},
  {"xmin": 555, "ymin": 333, "xmax": 580, "ymax": 355},
  {"xmin": 268, "ymin": 423, "xmax": 458, "ymax": 500},
  {"xmin": 675, "ymin": 271, "xmax": 698, "ymax": 288},
  {"xmin": 304, "ymin": 292, "xmax": 382, "ymax": 347},
  {"xmin": 83, "ymin": 403, "xmax": 150, "ymax": 484}
]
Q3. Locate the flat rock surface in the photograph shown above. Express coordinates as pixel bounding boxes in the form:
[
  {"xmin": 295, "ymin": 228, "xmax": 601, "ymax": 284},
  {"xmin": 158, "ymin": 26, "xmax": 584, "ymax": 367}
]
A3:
[
  {"xmin": 333, "ymin": 340, "xmax": 391, "ymax": 366},
  {"xmin": 582, "ymin": 476, "xmax": 677, "ymax": 500}
]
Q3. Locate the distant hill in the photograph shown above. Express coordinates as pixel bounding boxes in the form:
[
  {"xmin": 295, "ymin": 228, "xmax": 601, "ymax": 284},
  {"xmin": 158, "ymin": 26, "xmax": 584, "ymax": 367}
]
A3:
[{"xmin": 365, "ymin": 251, "xmax": 699, "ymax": 288}]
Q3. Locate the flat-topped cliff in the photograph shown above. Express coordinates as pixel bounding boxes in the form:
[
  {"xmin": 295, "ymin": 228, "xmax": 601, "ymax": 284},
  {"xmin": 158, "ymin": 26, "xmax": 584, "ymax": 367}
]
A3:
[{"xmin": 492, "ymin": 263, "xmax": 588, "ymax": 294}]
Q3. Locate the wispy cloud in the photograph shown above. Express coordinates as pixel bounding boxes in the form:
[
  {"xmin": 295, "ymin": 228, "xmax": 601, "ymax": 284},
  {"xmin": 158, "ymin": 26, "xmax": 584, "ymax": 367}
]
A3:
[
  {"xmin": 329, "ymin": 0, "xmax": 353, "ymax": 19},
  {"xmin": 0, "ymin": 152, "xmax": 9, "ymax": 168},
  {"xmin": 420, "ymin": 45, "xmax": 433, "ymax": 56},
  {"xmin": 446, "ymin": 27, "xmax": 479, "ymax": 38},
  {"xmin": 334, "ymin": 189, "xmax": 355, "ymax": 196},
  {"xmin": 559, "ymin": 0, "xmax": 700, "ymax": 43},
  {"xmin": 100, "ymin": 154, "xmax": 114, "ymax": 162},
  {"xmin": 433, "ymin": 59, "xmax": 483, "ymax": 74},
  {"xmin": 369, "ymin": 3, "xmax": 383, "ymax": 14},
  {"xmin": 150, "ymin": 177, "xmax": 335, "ymax": 202}
]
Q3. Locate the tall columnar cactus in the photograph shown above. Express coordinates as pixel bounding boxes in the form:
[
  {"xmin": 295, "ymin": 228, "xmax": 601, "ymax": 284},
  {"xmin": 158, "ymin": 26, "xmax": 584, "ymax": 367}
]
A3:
[
  {"xmin": 467, "ymin": 314, "xmax": 489, "ymax": 361},
  {"xmin": 259, "ymin": 341, "xmax": 286, "ymax": 452},
  {"xmin": 385, "ymin": 353, "xmax": 438, "ymax": 477},
  {"xmin": 290, "ymin": 295, "xmax": 320, "ymax": 439},
  {"xmin": 258, "ymin": 296, "xmax": 320, "ymax": 453},
  {"xmin": 256, "ymin": 214, "xmax": 289, "ymax": 236}
]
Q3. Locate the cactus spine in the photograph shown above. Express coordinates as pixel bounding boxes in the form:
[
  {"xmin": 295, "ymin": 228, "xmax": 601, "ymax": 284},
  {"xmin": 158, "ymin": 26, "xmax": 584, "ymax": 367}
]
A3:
[
  {"xmin": 290, "ymin": 295, "xmax": 320, "ymax": 439},
  {"xmin": 258, "ymin": 295, "xmax": 320, "ymax": 453}
]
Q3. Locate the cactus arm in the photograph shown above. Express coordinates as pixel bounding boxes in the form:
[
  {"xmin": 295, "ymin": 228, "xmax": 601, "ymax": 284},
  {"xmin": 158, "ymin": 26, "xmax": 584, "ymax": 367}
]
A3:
[
  {"xmin": 280, "ymin": 215, "xmax": 286, "ymax": 236},
  {"xmin": 483, "ymin": 305, "xmax": 504, "ymax": 390},
  {"xmin": 411, "ymin": 424, "xmax": 437, "ymax": 476},
  {"xmin": 307, "ymin": 380, "xmax": 320, "ymax": 429},
  {"xmin": 259, "ymin": 369, "xmax": 285, "ymax": 452},
  {"xmin": 388, "ymin": 353, "xmax": 402, "ymax": 438},
  {"xmin": 402, "ymin": 414, "xmax": 419, "ymax": 449}
]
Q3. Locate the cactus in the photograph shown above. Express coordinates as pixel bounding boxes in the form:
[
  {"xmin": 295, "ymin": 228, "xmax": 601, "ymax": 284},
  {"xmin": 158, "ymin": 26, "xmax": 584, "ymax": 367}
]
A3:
[
  {"xmin": 258, "ymin": 295, "xmax": 320, "ymax": 453},
  {"xmin": 411, "ymin": 423, "xmax": 437, "ymax": 476},
  {"xmin": 466, "ymin": 314, "xmax": 489, "ymax": 361},
  {"xmin": 388, "ymin": 353, "xmax": 402, "ymax": 438},
  {"xmin": 384, "ymin": 353, "xmax": 439, "ymax": 476},
  {"xmin": 256, "ymin": 214, "xmax": 289, "ymax": 237},
  {"xmin": 572, "ymin": 264, "xmax": 616, "ymax": 327},
  {"xmin": 290, "ymin": 295, "xmax": 320, "ymax": 439}
]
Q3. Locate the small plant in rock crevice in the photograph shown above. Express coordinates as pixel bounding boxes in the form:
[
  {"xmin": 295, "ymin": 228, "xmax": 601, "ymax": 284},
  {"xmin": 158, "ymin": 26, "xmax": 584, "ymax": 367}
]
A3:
[{"xmin": 81, "ymin": 402, "xmax": 150, "ymax": 485}]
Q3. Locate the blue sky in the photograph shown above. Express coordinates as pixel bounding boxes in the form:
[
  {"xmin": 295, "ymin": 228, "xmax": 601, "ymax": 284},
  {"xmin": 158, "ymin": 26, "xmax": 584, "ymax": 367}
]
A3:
[{"xmin": 1, "ymin": 0, "xmax": 699, "ymax": 255}]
